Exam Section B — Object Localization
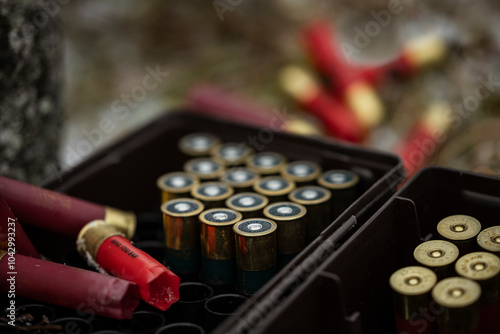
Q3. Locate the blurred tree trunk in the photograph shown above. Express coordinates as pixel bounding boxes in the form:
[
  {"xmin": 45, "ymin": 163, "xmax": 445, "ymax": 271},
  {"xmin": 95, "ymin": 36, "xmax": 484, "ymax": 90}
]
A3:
[{"xmin": 0, "ymin": 0, "xmax": 63, "ymax": 185}]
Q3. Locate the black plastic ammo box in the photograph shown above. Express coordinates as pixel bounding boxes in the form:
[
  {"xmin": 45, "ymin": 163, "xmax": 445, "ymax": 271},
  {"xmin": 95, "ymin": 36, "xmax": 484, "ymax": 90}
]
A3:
[
  {"xmin": 240, "ymin": 167, "xmax": 500, "ymax": 334},
  {"xmin": 33, "ymin": 111, "xmax": 404, "ymax": 332}
]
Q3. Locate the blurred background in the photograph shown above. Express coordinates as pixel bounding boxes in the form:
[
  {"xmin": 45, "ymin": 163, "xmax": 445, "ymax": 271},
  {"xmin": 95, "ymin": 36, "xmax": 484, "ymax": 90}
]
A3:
[{"xmin": 2, "ymin": 0, "xmax": 500, "ymax": 185}]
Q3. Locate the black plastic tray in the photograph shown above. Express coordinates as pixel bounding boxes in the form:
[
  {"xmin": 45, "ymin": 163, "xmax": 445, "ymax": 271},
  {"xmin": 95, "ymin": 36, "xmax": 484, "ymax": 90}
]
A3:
[
  {"xmin": 250, "ymin": 167, "xmax": 500, "ymax": 334},
  {"xmin": 35, "ymin": 111, "xmax": 404, "ymax": 332}
]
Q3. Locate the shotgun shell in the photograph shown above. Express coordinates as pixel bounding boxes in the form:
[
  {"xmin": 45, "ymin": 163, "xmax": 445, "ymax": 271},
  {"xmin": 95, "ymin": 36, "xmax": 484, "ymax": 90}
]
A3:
[
  {"xmin": 233, "ymin": 218, "xmax": 278, "ymax": 295},
  {"xmin": 246, "ymin": 152, "xmax": 287, "ymax": 176},
  {"xmin": 477, "ymin": 226, "xmax": 500, "ymax": 256},
  {"xmin": 211, "ymin": 142, "xmax": 254, "ymax": 167},
  {"xmin": 289, "ymin": 186, "xmax": 332, "ymax": 242},
  {"xmin": 437, "ymin": 215, "xmax": 482, "ymax": 255},
  {"xmin": 413, "ymin": 240, "xmax": 460, "ymax": 280},
  {"xmin": 226, "ymin": 192, "xmax": 269, "ymax": 220},
  {"xmin": 432, "ymin": 277, "xmax": 481, "ymax": 334},
  {"xmin": 456, "ymin": 252, "xmax": 500, "ymax": 334},
  {"xmin": 279, "ymin": 65, "xmax": 365, "ymax": 142},
  {"xmin": 317, "ymin": 169, "xmax": 359, "ymax": 219},
  {"xmin": 281, "ymin": 160, "xmax": 321, "ymax": 186},
  {"xmin": 77, "ymin": 220, "xmax": 180, "ymax": 311},
  {"xmin": 0, "ymin": 250, "xmax": 141, "ymax": 319},
  {"xmin": 403, "ymin": 34, "xmax": 447, "ymax": 71},
  {"xmin": 222, "ymin": 167, "xmax": 260, "ymax": 193},
  {"xmin": 184, "ymin": 157, "xmax": 225, "ymax": 182},
  {"xmin": 0, "ymin": 176, "xmax": 136, "ymax": 239},
  {"xmin": 157, "ymin": 172, "xmax": 199, "ymax": 203},
  {"xmin": 179, "ymin": 132, "xmax": 221, "ymax": 157},
  {"xmin": 253, "ymin": 176, "xmax": 295, "ymax": 204},
  {"xmin": 191, "ymin": 182, "xmax": 234, "ymax": 210},
  {"xmin": 199, "ymin": 208, "xmax": 242, "ymax": 286},
  {"xmin": 161, "ymin": 198, "xmax": 205, "ymax": 274},
  {"xmin": 263, "ymin": 202, "xmax": 307, "ymax": 268},
  {"xmin": 389, "ymin": 266, "xmax": 438, "ymax": 334}
]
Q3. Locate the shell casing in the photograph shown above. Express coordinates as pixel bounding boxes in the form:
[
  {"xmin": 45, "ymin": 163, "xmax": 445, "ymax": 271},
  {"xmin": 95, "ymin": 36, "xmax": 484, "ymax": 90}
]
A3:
[
  {"xmin": 222, "ymin": 167, "xmax": 260, "ymax": 193},
  {"xmin": 455, "ymin": 252, "xmax": 500, "ymax": 305},
  {"xmin": 289, "ymin": 186, "xmax": 332, "ymax": 242},
  {"xmin": 281, "ymin": 160, "xmax": 321, "ymax": 186},
  {"xmin": 157, "ymin": 172, "xmax": 199, "ymax": 203},
  {"xmin": 413, "ymin": 240, "xmax": 460, "ymax": 280},
  {"xmin": 103, "ymin": 206, "xmax": 137, "ymax": 240},
  {"xmin": 184, "ymin": 157, "xmax": 226, "ymax": 182},
  {"xmin": 246, "ymin": 152, "xmax": 287, "ymax": 176},
  {"xmin": 317, "ymin": 169, "xmax": 359, "ymax": 220},
  {"xmin": 191, "ymin": 182, "xmax": 234, "ymax": 210},
  {"xmin": 437, "ymin": 215, "xmax": 482, "ymax": 255},
  {"xmin": 432, "ymin": 277, "xmax": 481, "ymax": 334},
  {"xmin": 161, "ymin": 198, "xmax": 205, "ymax": 274},
  {"xmin": 389, "ymin": 266, "xmax": 438, "ymax": 334},
  {"xmin": 77, "ymin": 220, "xmax": 124, "ymax": 260},
  {"xmin": 477, "ymin": 226, "xmax": 500, "ymax": 256},
  {"xmin": 211, "ymin": 142, "xmax": 254, "ymax": 167},
  {"xmin": 263, "ymin": 202, "xmax": 307, "ymax": 268},
  {"xmin": 200, "ymin": 208, "xmax": 242, "ymax": 285},
  {"xmin": 233, "ymin": 218, "xmax": 278, "ymax": 295},
  {"xmin": 179, "ymin": 132, "xmax": 221, "ymax": 157},
  {"xmin": 253, "ymin": 176, "xmax": 295, "ymax": 204},
  {"xmin": 225, "ymin": 192, "xmax": 269, "ymax": 219},
  {"xmin": 455, "ymin": 252, "xmax": 500, "ymax": 334}
]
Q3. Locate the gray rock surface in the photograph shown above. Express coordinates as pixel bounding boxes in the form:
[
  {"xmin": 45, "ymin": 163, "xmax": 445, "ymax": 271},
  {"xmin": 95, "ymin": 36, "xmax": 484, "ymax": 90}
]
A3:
[{"xmin": 0, "ymin": 0, "xmax": 63, "ymax": 185}]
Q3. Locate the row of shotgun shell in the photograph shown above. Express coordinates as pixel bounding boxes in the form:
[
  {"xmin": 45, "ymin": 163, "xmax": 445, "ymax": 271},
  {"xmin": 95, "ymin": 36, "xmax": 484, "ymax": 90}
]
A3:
[
  {"xmin": 156, "ymin": 132, "xmax": 360, "ymax": 295},
  {"xmin": 390, "ymin": 215, "xmax": 500, "ymax": 334}
]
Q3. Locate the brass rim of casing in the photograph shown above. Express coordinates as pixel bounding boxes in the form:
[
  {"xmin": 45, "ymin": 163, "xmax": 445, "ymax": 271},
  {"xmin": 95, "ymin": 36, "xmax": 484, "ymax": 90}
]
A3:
[
  {"xmin": 183, "ymin": 157, "xmax": 226, "ymax": 180},
  {"xmin": 161, "ymin": 198, "xmax": 205, "ymax": 217},
  {"xmin": 0, "ymin": 250, "xmax": 7, "ymax": 260},
  {"xmin": 413, "ymin": 240, "xmax": 460, "ymax": 267},
  {"xmin": 389, "ymin": 266, "xmax": 437, "ymax": 296},
  {"xmin": 477, "ymin": 226, "xmax": 500, "ymax": 253},
  {"xmin": 225, "ymin": 193, "xmax": 269, "ymax": 212},
  {"xmin": 288, "ymin": 186, "xmax": 332, "ymax": 205},
  {"xmin": 233, "ymin": 218, "xmax": 277, "ymax": 237},
  {"xmin": 178, "ymin": 133, "xmax": 221, "ymax": 156},
  {"xmin": 432, "ymin": 277, "xmax": 481, "ymax": 308},
  {"xmin": 199, "ymin": 208, "xmax": 243, "ymax": 227},
  {"xmin": 222, "ymin": 168, "xmax": 260, "ymax": 188},
  {"xmin": 317, "ymin": 170, "xmax": 359, "ymax": 190},
  {"xmin": 455, "ymin": 252, "xmax": 500, "ymax": 281},
  {"xmin": 156, "ymin": 171, "xmax": 199, "ymax": 193},
  {"xmin": 246, "ymin": 152, "xmax": 287, "ymax": 175},
  {"xmin": 104, "ymin": 206, "xmax": 136, "ymax": 240},
  {"xmin": 263, "ymin": 202, "xmax": 307, "ymax": 221},
  {"xmin": 77, "ymin": 220, "xmax": 124, "ymax": 259},
  {"xmin": 210, "ymin": 143, "xmax": 253, "ymax": 166},
  {"xmin": 280, "ymin": 161, "xmax": 321, "ymax": 183},
  {"xmin": 437, "ymin": 215, "xmax": 482, "ymax": 241},
  {"xmin": 253, "ymin": 177, "xmax": 295, "ymax": 197},
  {"xmin": 191, "ymin": 182, "xmax": 234, "ymax": 201}
]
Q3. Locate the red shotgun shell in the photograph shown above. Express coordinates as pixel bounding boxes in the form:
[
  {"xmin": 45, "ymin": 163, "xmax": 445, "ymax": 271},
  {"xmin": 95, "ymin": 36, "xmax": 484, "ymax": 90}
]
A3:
[
  {"xmin": 302, "ymin": 21, "xmax": 384, "ymax": 129},
  {"xmin": 0, "ymin": 194, "xmax": 39, "ymax": 258},
  {"xmin": 77, "ymin": 221, "xmax": 180, "ymax": 311},
  {"xmin": 280, "ymin": 66, "xmax": 366, "ymax": 142},
  {"xmin": 0, "ymin": 176, "xmax": 136, "ymax": 239},
  {"xmin": 0, "ymin": 250, "xmax": 140, "ymax": 319}
]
